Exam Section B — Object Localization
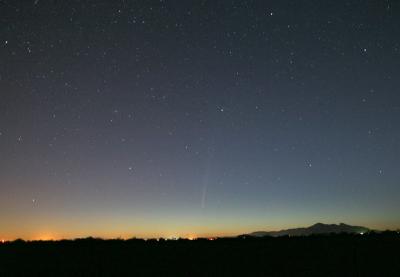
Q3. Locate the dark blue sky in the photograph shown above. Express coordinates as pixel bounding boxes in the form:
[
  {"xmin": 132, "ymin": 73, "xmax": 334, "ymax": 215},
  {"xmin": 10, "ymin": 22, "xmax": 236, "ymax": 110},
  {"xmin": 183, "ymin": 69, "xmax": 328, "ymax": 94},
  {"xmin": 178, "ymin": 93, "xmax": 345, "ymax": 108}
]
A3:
[{"xmin": 1, "ymin": 0, "xmax": 399, "ymax": 240}]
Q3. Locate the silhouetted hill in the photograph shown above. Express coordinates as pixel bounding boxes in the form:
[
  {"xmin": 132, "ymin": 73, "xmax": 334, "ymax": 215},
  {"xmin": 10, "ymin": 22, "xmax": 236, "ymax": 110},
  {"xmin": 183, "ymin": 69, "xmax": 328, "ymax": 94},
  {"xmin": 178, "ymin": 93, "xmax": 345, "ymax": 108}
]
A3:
[{"xmin": 247, "ymin": 223, "xmax": 369, "ymax": 237}]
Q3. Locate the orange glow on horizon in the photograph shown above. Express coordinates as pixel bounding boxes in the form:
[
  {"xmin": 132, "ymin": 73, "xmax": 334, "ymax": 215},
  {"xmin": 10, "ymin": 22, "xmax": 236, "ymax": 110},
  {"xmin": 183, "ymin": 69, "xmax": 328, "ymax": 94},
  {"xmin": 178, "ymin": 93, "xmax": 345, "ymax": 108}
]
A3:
[{"xmin": 32, "ymin": 232, "xmax": 58, "ymax": 241}]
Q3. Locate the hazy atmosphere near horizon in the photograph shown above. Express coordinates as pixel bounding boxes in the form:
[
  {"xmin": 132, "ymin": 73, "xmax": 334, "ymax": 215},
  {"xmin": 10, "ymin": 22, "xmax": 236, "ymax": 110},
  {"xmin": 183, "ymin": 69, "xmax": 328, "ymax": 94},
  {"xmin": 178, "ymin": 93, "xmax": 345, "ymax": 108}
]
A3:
[{"xmin": 1, "ymin": 0, "xmax": 399, "ymax": 241}]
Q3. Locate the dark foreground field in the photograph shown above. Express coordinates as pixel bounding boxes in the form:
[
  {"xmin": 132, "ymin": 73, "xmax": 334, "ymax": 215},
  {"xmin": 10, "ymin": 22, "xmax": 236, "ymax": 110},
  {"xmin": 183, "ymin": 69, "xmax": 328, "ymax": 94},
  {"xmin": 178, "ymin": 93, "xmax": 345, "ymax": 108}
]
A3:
[{"xmin": 1, "ymin": 233, "xmax": 399, "ymax": 277}]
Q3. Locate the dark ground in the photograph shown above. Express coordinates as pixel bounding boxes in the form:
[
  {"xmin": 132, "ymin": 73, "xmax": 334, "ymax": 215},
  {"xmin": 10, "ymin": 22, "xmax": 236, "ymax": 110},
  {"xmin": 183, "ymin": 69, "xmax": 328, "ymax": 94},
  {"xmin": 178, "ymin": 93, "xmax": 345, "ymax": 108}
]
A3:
[{"xmin": 0, "ymin": 233, "xmax": 399, "ymax": 277}]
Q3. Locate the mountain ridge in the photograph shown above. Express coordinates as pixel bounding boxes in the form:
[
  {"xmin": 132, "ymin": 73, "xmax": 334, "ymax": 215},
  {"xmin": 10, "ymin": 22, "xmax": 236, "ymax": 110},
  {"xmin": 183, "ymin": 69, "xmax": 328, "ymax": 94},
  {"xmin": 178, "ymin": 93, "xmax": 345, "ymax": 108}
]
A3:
[{"xmin": 245, "ymin": 223, "xmax": 369, "ymax": 237}]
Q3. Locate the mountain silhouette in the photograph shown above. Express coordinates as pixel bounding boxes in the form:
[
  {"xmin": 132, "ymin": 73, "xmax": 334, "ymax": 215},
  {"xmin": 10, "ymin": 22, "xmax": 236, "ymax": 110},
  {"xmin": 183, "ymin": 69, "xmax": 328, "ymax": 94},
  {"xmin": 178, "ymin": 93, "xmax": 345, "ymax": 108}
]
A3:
[{"xmin": 246, "ymin": 223, "xmax": 369, "ymax": 237}]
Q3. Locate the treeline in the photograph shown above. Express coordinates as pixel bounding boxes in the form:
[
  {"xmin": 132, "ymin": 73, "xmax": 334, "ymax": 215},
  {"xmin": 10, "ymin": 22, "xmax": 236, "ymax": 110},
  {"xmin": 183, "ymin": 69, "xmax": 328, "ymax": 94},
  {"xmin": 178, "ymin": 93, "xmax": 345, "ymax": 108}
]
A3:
[
  {"xmin": 4, "ymin": 230, "xmax": 399, "ymax": 243},
  {"xmin": 1, "ymin": 233, "xmax": 399, "ymax": 276}
]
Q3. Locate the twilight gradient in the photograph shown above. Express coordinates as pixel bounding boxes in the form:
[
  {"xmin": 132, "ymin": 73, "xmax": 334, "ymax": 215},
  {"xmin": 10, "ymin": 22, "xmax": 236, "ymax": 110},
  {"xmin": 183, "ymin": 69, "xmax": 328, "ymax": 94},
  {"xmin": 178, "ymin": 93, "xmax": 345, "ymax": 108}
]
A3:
[{"xmin": 1, "ymin": 0, "xmax": 400, "ymax": 240}]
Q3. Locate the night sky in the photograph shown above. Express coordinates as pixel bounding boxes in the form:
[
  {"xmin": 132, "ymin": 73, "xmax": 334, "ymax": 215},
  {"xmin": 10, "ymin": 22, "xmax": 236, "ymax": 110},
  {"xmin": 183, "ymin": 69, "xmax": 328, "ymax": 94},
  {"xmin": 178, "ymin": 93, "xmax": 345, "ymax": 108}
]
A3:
[{"xmin": 1, "ymin": 0, "xmax": 400, "ymax": 240}]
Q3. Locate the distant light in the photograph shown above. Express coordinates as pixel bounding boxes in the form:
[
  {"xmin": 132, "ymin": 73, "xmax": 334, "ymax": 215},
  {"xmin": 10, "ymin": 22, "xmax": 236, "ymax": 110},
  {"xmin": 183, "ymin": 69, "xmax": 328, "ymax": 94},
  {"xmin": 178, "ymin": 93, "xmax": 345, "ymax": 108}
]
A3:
[
  {"xmin": 360, "ymin": 232, "xmax": 364, "ymax": 235},
  {"xmin": 1, "ymin": 239, "xmax": 5, "ymax": 243}
]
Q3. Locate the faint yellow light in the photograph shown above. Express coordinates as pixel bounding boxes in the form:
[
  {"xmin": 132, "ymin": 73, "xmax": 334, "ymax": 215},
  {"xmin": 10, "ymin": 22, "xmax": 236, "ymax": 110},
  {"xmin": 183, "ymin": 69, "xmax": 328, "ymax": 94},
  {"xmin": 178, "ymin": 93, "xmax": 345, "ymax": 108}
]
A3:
[
  {"xmin": 35, "ymin": 233, "xmax": 55, "ymax": 241},
  {"xmin": 1, "ymin": 239, "xmax": 5, "ymax": 243}
]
